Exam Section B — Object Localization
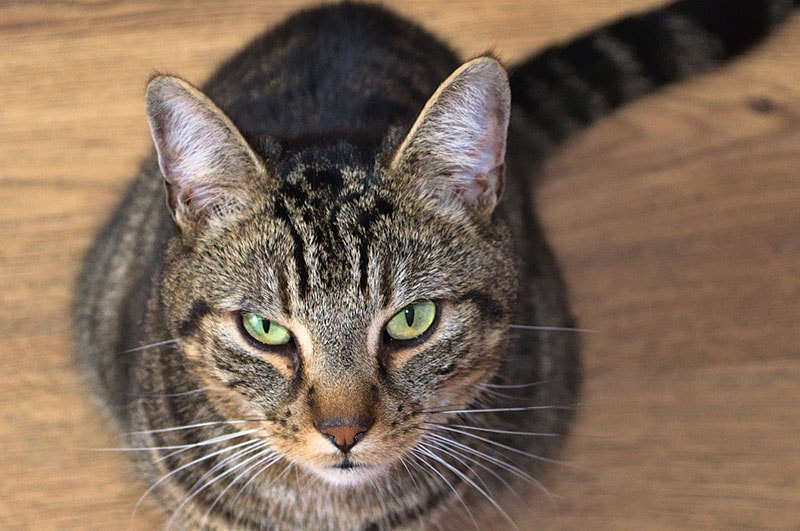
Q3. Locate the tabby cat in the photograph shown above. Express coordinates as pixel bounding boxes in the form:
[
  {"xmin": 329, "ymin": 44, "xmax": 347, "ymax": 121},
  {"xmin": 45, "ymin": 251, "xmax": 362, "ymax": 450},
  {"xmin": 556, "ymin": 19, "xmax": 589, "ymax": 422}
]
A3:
[{"xmin": 74, "ymin": 1, "xmax": 796, "ymax": 528}]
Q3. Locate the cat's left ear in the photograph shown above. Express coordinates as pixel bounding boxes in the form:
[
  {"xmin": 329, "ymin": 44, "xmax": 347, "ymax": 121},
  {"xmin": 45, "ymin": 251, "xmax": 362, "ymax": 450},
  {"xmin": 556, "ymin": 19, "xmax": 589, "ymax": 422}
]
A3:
[
  {"xmin": 390, "ymin": 57, "xmax": 510, "ymax": 218},
  {"xmin": 146, "ymin": 75, "xmax": 265, "ymax": 233}
]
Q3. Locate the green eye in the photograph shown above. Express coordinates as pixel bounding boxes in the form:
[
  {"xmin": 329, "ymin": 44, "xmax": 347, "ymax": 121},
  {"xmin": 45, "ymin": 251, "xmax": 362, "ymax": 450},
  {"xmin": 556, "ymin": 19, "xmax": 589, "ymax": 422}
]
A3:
[
  {"xmin": 241, "ymin": 313, "xmax": 292, "ymax": 346},
  {"xmin": 385, "ymin": 301, "xmax": 437, "ymax": 341}
]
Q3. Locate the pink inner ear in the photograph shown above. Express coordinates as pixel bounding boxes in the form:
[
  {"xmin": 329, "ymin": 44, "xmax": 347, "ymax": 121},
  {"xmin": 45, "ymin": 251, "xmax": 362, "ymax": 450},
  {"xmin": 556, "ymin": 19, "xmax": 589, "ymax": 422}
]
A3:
[
  {"xmin": 452, "ymin": 110, "xmax": 507, "ymax": 209},
  {"xmin": 147, "ymin": 76, "xmax": 263, "ymax": 227},
  {"xmin": 391, "ymin": 57, "xmax": 510, "ymax": 215},
  {"xmin": 456, "ymin": 165, "xmax": 503, "ymax": 210},
  {"xmin": 459, "ymin": 164, "xmax": 504, "ymax": 205}
]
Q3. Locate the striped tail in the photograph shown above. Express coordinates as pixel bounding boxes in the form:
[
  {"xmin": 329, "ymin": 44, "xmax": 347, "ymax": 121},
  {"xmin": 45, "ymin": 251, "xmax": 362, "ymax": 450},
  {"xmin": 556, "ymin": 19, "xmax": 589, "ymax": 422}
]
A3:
[{"xmin": 509, "ymin": 0, "xmax": 798, "ymax": 150}]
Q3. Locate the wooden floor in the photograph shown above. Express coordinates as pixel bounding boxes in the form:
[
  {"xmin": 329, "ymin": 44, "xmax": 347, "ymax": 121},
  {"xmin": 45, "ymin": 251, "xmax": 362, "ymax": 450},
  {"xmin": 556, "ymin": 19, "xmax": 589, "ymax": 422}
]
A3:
[{"xmin": 1, "ymin": 0, "xmax": 798, "ymax": 528}]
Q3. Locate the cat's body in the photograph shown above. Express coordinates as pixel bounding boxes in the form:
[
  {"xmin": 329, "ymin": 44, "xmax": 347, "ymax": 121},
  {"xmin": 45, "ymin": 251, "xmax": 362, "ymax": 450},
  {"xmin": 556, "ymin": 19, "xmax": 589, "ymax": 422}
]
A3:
[{"xmin": 75, "ymin": 1, "xmax": 796, "ymax": 529}]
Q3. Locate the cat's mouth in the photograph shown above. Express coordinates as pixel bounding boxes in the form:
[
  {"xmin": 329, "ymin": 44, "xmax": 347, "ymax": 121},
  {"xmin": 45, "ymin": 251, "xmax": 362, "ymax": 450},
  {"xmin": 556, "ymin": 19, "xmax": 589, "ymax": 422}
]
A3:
[
  {"xmin": 305, "ymin": 457, "xmax": 387, "ymax": 487},
  {"xmin": 333, "ymin": 458, "xmax": 362, "ymax": 470}
]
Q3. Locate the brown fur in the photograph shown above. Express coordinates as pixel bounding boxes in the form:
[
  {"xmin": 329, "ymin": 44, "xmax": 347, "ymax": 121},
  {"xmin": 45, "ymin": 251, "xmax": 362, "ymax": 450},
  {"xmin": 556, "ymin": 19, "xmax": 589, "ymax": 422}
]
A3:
[{"xmin": 75, "ymin": 1, "xmax": 795, "ymax": 528}]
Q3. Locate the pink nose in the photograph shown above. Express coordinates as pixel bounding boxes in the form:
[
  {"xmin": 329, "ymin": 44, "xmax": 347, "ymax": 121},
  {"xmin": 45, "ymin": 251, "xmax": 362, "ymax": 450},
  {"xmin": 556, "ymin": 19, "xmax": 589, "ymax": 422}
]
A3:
[{"xmin": 316, "ymin": 418, "xmax": 373, "ymax": 454}]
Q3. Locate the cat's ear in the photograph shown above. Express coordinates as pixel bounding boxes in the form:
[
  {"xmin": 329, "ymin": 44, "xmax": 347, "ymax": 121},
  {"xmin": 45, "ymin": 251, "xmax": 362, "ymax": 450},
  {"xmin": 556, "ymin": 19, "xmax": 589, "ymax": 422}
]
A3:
[
  {"xmin": 145, "ymin": 75, "xmax": 264, "ymax": 232},
  {"xmin": 390, "ymin": 57, "xmax": 510, "ymax": 218}
]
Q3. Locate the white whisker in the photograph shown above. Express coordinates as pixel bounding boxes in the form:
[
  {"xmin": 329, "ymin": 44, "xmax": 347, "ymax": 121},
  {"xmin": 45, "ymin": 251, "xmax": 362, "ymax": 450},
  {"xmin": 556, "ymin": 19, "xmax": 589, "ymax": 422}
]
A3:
[
  {"xmin": 408, "ymin": 447, "xmax": 479, "ymax": 530},
  {"xmin": 200, "ymin": 447, "xmax": 280, "ymax": 526},
  {"xmin": 483, "ymin": 380, "xmax": 551, "ymax": 389},
  {"xmin": 131, "ymin": 437, "xmax": 262, "ymax": 525},
  {"xmin": 444, "ymin": 423, "xmax": 559, "ymax": 438},
  {"xmin": 424, "ymin": 431, "xmax": 537, "ymax": 486},
  {"xmin": 421, "ymin": 436, "xmax": 513, "ymax": 493},
  {"xmin": 128, "ymin": 387, "xmax": 212, "ymax": 399},
  {"xmin": 427, "ymin": 404, "xmax": 575, "ymax": 415},
  {"xmin": 120, "ymin": 339, "xmax": 179, "ymax": 353},
  {"xmin": 127, "ymin": 419, "xmax": 259, "ymax": 436},
  {"xmin": 424, "ymin": 431, "xmax": 556, "ymax": 505},
  {"xmin": 164, "ymin": 437, "xmax": 261, "ymax": 470},
  {"xmin": 415, "ymin": 442, "xmax": 518, "ymax": 530},
  {"xmin": 186, "ymin": 441, "xmax": 270, "ymax": 498},
  {"xmin": 96, "ymin": 428, "xmax": 260, "ymax": 452},
  {"xmin": 226, "ymin": 452, "xmax": 283, "ymax": 512},
  {"xmin": 167, "ymin": 443, "xmax": 277, "ymax": 530},
  {"xmin": 477, "ymin": 387, "xmax": 540, "ymax": 402},
  {"xmin": 397, "ymin": 453, "xmax": 422, "ymax": 493},
  {"xmin": 431, "ymin": 424, "xmax": 570, "ymax": 467}
]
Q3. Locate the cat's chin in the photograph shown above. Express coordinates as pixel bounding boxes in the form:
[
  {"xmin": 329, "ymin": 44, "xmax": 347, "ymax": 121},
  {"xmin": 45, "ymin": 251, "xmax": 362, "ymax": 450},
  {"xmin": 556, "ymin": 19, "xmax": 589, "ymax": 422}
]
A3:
[{"xmin": 306, "ymin": 461, "xmax": 389, "ymax": 488}]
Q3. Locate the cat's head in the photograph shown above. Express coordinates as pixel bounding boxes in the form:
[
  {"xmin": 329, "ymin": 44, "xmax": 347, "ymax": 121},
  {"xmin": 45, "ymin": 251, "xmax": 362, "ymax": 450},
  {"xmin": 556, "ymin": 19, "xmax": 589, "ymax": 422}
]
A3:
[{"xmin": 147, "ymin": 57, "xmax": 517, "ymax": 486}]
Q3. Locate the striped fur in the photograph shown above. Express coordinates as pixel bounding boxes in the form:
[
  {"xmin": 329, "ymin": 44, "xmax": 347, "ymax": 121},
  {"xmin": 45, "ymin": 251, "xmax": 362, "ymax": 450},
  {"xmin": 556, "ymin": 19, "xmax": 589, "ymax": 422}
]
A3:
[{"xmin": 74, "ymin": 1, "xmax": 796, "ymax": 529}]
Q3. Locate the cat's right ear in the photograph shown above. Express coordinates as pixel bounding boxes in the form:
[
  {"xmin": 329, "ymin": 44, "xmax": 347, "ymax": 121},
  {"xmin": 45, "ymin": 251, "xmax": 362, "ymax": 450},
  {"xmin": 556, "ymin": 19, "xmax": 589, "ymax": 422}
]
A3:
[
  {"xmin": 145, "ymin": 75, "xmax": 265, "ymax": 233},
  {"xmin": 389, "ymin": 57, "xmax": 510, "ymax": 219}
]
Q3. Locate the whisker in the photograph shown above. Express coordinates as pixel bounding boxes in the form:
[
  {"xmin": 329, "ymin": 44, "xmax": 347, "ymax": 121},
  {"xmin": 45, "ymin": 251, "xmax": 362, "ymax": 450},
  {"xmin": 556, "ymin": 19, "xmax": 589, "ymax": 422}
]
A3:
[
  {"xmin": 127, "ymin": 419, "xmax": 261, "ymax": 436},
  {"xmin": 408, "ymin": 447, "xmax": 479, "ymax": 531},
  {"xmin": 397, "ymin": 454, "xmax": 421, "ymax": 493},
  {"xmin": 426, "ymin": 404, "xmax": 576, "ymax": 416},
  {"xmin": 96, "ymin": 428, "xmax": 260, "ymax": 452},
  {"xmin": 127, "ymin": 387, "xmax": 213, "ymax": 399},
  {"xmin": 508, "ymin": 324, "xmax": 598, "ymax": 334},
  {"xmin": 186, "ymin": 441, "xmax": 270, "ymax": 498},
  {"xmin": 415, "ymin": 443, "xmax": 518, "ymax": 530},
  {"xmin": 199, "ymin": 446, "xmax": 280, "ymax": 525},
  {"xmin": 131, "ymin": 438, "xmax": 262, "ymax": 524},
  {"xmin": 120, "ymin": 339, "xmax": 179, "ymax": 354},
  {"xmin": 423, "ymin": 430, "xmax": 539, "ymax": 487},
  {"xmin": 420, "ymin": 436, "xmax": 513, "ymax": 494},
  {"xmin": 167, "ymin": 443, "xmax": 277, "ymax": 529},
  {"xmin": 423, "ymin": 430, "xmax": 557, "ymax": 506},
  {"xmin": 430, "ymin": 424, "xmax": 571, "ymax": 467},
  {"xmin": 152, "ymin": 433, "xmax": 262, "ymax": 466},
  {"xmin": 442, "ymin": 423, "xmax": 559, "ymax": 438},
  {"xmin": 418, "ymin": 439, "xmax": 499, "ymax": 503},
  {"xmin": 482, "ymin": 380, "xmax": 552, "ymax": 389},
  {"xmin": 226, "ymin": 452, "xmax": 283, "ymax": 514},
  {"xmin": 125, "ymin": 420, "xmax": 258, "ymax": 435},
  {"xmin": 476, "ymin": 387, "xmax": 541, "ymax": 402}
]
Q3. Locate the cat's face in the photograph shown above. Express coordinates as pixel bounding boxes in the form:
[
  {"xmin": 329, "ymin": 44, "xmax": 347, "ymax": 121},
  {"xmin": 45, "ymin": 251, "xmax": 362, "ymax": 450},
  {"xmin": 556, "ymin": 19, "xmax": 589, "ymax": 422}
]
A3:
[
  {"xmin": 149, "ymin": 57, "xmax": 515, "ymax": 486},
  {"xmin": 160, "ymin": 147, "xmax": 516, "ymax": 486}
]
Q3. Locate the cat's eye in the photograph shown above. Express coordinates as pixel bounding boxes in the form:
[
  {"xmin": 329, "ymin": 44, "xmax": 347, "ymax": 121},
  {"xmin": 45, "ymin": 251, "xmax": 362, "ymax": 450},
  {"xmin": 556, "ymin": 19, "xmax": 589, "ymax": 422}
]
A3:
[
  {"xmin": 241, "ymin": 313, "xmax": 292, "ymax": 346},
  {"xmin": 385, "ymin": 301, "xmax": 437, "ymax": 341}
]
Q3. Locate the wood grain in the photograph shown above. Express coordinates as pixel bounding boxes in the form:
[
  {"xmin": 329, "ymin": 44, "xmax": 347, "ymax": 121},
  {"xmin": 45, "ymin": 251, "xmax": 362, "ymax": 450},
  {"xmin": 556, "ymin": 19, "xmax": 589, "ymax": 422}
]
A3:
[{"xmin": 1, "ymin": 1, "xmax": 798, "ymax": 528}]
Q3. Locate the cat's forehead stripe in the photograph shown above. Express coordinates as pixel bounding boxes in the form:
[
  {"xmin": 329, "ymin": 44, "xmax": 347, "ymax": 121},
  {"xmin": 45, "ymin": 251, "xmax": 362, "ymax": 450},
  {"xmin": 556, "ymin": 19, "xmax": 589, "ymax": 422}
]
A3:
[
  {"xmin": 269, "ymin": 157, "xmax": 398, "ymax": 300},
  {"xmin": 273, "ymin": 195, "xmax": 309, "ymax": 297}
]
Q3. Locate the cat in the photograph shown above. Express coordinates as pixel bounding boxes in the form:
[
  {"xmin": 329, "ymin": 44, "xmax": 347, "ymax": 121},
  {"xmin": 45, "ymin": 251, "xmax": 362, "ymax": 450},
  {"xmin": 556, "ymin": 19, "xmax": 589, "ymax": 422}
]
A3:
[{"xmin": 74, "ymin": 1, "xmax": 797, "ymax": 529}]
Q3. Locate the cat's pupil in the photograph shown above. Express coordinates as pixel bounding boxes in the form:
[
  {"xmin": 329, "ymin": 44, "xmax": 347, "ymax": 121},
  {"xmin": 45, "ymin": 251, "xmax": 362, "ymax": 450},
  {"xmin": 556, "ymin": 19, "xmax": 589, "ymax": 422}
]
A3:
[{"xmin": 404, "ymin": 306, "xmax": 415, "ymax": 327}]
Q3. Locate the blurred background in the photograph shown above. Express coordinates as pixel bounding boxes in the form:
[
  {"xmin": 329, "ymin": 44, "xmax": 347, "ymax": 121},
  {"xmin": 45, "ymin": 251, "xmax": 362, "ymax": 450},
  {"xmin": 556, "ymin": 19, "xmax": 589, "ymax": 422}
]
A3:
[{"xmin": 1, "ymin": 1, "xmax": 798, "ymax": 528}]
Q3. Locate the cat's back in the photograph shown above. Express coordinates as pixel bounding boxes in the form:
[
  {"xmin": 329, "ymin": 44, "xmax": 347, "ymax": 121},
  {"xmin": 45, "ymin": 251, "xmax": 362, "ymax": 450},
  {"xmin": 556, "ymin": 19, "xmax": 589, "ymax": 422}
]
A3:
[{"xmin": 202, "ymin": 2, "xmax": 460, "ymax": 139}]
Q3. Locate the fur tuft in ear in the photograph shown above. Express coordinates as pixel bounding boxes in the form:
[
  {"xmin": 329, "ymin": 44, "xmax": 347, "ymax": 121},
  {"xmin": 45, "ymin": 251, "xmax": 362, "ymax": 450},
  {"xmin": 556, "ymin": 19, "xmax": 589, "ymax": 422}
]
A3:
[
  {"xmin": 390, "ymin": 57, "xmax": 511, "ymax": 217},
  {"xmin": 146, "ymin": 75, "xmax": 264, "ymax": 232}
]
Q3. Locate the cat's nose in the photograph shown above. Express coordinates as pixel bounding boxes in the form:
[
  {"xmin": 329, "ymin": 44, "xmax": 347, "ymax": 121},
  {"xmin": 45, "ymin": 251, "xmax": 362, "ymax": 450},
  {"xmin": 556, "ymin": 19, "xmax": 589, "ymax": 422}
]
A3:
[{"xmin": 316, "ymin": 417, "xmax": 373, "ymax": 454}]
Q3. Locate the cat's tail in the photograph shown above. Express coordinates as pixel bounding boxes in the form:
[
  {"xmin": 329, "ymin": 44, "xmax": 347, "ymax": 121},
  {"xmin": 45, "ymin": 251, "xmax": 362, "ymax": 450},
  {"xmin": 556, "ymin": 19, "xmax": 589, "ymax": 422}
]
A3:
[{"xmin": 509, "ymin": 0, "xmax": 798, "ymax": 151}]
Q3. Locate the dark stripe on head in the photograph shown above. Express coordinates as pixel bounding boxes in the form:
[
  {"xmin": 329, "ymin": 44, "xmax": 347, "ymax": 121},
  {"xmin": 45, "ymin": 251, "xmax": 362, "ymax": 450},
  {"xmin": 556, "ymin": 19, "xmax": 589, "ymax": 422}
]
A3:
[
  {"xmin": 274, "ymin": 197, "xmax": 309, "ymax": 297},
  {"xmin": 303, "ymin": 166, "xmax": 345, "ymax": 197},
  {"xmin": 178, "ymin": 299, "xmax": 211, "ymax": 338},
  {"xmin": 357, "ymin": 197, "xmax": 394, "ymax": 294},
  {"xmin": 280, "ymin": 180, "xmax": 310, "ymax": 208},
  {"xmin": 379, "ymin": 257, "xmax": 395, "ymax": 310},
  {"xmin": 358, "ymin": 239, "xmax": 370, "ymax": 294}
]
